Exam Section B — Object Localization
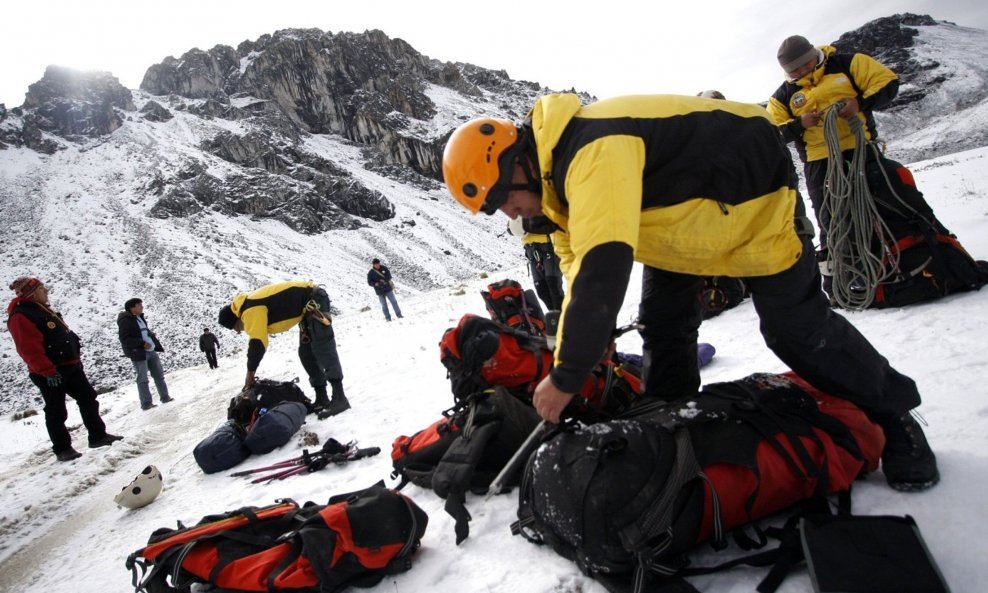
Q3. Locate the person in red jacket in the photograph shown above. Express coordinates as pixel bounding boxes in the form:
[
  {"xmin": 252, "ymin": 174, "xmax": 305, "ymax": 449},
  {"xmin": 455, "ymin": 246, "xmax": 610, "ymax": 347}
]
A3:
[{"xmin": 6, "ymin": 277, "xmax": 122, "ymax": 461}]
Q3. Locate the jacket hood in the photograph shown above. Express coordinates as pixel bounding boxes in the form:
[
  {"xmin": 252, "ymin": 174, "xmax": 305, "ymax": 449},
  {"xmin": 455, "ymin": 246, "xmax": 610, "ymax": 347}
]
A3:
[
  {"xmin": 527, "ymin": 93, "xmax": 583, "ymax": 227},
  {"xmin": 230, "ymin": 293, "xmax": 248, "ymax": 316},
  {"xmin": 528, "ymin": 93, "xmax": 583, "ymax": 174}
]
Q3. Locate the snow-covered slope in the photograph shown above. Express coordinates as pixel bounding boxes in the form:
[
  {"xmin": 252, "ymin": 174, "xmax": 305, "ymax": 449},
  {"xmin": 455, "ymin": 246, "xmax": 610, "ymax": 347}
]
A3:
[
  {"xmin": 0, "ymin": 82, "xmax": 527, "ymax": 412},
  {"xmin": 0, "ymin": 144, "xmax": 986, "ymax": 593},
  {"xmin": 880, "ymin": 21, "xmax": 988, "ymax": 162}
]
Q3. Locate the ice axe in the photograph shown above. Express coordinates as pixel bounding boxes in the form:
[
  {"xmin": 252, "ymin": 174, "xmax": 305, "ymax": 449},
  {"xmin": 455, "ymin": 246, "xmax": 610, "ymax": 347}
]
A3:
[{"xmin": 484, "ymin": 419, "xmax": 549, "ymax": 500}]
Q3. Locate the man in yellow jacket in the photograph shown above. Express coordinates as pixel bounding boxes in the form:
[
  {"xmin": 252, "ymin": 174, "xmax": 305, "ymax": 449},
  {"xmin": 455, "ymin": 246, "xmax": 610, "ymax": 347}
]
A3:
[
  {"xmin": 217, "ymin": 280, "xmax": 349, "ymax": 417},
  {"xmin": 767, "ymin": 35, "xmax": 936, "ymax": 251},
  {"xmin": 442, "ymin": 93, "xmax": 937, "ymax": 492}
]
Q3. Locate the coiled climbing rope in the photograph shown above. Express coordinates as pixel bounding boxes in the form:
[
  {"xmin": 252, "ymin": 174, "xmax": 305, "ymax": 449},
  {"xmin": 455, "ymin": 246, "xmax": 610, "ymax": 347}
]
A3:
[{"xmin": 821, "ymin": 103, "xmax": 908, "ymax": 310}]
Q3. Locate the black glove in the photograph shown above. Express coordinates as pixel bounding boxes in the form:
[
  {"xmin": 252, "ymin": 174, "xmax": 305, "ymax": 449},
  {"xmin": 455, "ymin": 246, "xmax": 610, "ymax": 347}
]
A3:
[{"xmin": 47, "ymin": 373, "xmax": 63, "ymax": 388}]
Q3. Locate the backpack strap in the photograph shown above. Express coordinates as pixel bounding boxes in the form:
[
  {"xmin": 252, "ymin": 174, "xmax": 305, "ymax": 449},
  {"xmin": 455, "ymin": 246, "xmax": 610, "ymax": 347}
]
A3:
[
  {"xmin": 619, "ymin": 428, "xmax": 722, "ymax": 593},
  {"xmin": 432, "ymin": 396, "xmax": 504, "ymax": 544}
]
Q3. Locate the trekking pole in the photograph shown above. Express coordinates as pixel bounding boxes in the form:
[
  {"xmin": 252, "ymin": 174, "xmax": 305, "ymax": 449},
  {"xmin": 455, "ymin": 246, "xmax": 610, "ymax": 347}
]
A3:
[
  {"xmin": 228, "ymin": 454, "xmax": 307, "ymax": 477},
  {"xmin": 231, "ymin": 439, "xmax": 350, "ymax": 479}
]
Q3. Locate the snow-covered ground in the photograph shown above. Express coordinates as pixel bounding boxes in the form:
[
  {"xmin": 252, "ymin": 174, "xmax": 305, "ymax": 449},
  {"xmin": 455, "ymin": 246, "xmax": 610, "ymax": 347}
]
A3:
[{"xmin": 1, "ymin": 146, "xmax": 986, "ymax": 592}]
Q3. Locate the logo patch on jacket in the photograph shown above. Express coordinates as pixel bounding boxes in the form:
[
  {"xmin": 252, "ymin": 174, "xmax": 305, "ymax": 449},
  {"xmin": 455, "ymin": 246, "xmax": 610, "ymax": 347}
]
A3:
[
  {"xmin": 792, "ymin": 93, "xmax": 807, "ymax": 110},
  {"xmin": 47, "ymin": 321, "xmax": 56, "ymax": 329}
]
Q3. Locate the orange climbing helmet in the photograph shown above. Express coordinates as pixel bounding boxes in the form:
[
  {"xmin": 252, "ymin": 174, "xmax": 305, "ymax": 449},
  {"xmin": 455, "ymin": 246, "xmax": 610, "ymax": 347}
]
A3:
[{"xmin": 442, "ymin": 117, "xmax": 532, "ymax": 215}]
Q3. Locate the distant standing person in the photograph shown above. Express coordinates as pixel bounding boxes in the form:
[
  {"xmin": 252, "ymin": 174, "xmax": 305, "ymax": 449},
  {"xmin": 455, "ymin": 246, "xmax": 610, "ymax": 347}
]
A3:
[
  {"xmin": 199, "ymin": 327, "xmax": 220, "ymax": 369},
  {"xmin": 367, "ymin": 258, "xmax": 403, "ymax": 322},
  {"xmin": 6, "ymin": 277, "xmax": 123, "ymax": 461},
  {"xmin": 117, "ymin": 298, "xmax": 173, "ymax": 411},
  {"xmin": 507, "ymin": 215, "xmax": 565, "ymax": 311},
  {"xmin": 217, "ymin": 280, "xmax": 350, "ymax": 417}
]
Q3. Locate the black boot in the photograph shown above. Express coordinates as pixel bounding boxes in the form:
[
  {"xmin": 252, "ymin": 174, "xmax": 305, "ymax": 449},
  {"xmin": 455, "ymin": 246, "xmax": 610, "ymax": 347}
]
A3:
[
  {"xmin": 318, "ymin": 380, "xmax": 351, "ymax": 419},
  {"xmin": 312, "ymin": 384, "xmax": 331, "ymax": 411},
  {"xmin": 875, "ymin": 410, "xmax": 939, "ymax": 492}
]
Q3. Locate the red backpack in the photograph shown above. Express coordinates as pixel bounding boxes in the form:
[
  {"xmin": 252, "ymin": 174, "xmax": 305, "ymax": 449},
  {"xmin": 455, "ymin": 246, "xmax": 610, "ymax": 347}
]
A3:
[
  {"xmin": 126, "ymin": 483, "xmax": 428, "ymax": 593},
  {"xmin": 438, "ymin": 313, "xmax": 643, "ymax": 415},
  {"xmin": 480, "ymin": 278, "xmax": 546, "ymax": 335}
]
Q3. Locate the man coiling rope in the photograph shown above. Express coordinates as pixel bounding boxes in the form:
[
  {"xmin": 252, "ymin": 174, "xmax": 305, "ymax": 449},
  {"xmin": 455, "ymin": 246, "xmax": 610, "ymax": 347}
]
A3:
[{"xmin": 821, "ymin": 101, "xmax": 924, "ymax": 310}]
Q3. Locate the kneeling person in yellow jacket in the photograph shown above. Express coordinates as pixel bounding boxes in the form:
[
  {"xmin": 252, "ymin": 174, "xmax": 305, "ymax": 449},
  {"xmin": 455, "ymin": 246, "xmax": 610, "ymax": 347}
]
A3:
[
  {"xmin": 441, "ymin": 93, "xmax": 937, "ymax": 493},
  {"xmin": 217, "ymin": 280, "xmax": 349, "ymax": 417}
]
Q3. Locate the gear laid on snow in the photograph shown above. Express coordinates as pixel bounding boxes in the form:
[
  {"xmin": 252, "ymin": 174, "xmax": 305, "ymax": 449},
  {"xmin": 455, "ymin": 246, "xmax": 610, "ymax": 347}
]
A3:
[{"xmin": 114, "ymin": 465, "xmax": 163, "ymax": 509}]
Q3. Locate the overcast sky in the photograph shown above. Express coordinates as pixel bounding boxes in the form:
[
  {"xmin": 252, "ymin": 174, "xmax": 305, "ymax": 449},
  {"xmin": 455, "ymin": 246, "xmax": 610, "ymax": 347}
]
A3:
[{"xmin": 1, "ymin": 0, "xmax": 986, "ymax": 109}]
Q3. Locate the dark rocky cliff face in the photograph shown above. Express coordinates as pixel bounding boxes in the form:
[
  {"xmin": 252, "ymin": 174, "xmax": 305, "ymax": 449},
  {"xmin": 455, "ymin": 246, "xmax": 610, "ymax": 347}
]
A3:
[
  {"xmin": 1, "ymin": 29, "xmax": 546, "ymax": 234},
  {"xmin": 832, "ymin": 13, "xmax": 940, "ymax": 109},
  {"xmin": 139, "ymin": 29, "xmax": 529, "ymax": 180},
  {"xmin": 131, "ymin": 29, "xmax": 543, "ymax": 233},
  {"xmin": 2, "ymin": 66, "xmax": 134, "ymax": 153}
]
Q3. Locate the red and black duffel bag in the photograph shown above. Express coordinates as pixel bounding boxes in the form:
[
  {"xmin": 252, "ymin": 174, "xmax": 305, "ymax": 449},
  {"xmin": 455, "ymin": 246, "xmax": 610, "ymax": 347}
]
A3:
[{"xmin": 126, "ymin": 483, "xmax": 427, "ymax": 593}]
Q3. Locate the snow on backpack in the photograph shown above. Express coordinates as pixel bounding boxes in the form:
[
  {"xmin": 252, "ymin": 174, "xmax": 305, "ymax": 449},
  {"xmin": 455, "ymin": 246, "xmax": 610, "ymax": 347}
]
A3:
[
  {"xmin": 126, "ymin": 482, "xmax": 428, "ymax": 593},
  {"xmin": 480, "ymin": 278, "xmax": 546, "ymax": 335},
  {"xmin": 513, "ymin": 372, "xmax": 884, "ymax": 593},
  {"xmin": 390, "ymin": 387, "xmax": 541, "ymax": 544}
]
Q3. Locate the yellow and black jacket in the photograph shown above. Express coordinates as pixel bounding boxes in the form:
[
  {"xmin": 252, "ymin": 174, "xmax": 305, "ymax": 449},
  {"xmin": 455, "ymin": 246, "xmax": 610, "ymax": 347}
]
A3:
[
  {"xmin": 229, "ymin": 280, "xmax": 316, "ymax": 371},
  {"xmin": 528, "ymin": 93, "xmax": 803, "ymax": 392},
  {"xmin": 767, "ymin": 45, "xmax": 899, "ymax": 162}
]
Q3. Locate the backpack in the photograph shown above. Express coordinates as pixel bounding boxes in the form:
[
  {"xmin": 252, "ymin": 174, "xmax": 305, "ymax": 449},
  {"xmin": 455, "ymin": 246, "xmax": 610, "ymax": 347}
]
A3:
[
  {"xmin": 243, "ymin": 401, "xmax": 308, "ymax": 455},
  {"xmin": 126, "ymin": 482, "xmax": 428, "ymax": 593},
  {"xmin": 439, "ymin": 313, "xmax": 552, "ymax": 402},
  {"xmin": 390, "ymin": 387, "xmax": 541, "ymax": 544},
  {"xmin": 228, "ymin": 378, "xmax": 313, "ymax": 431},
  {"xmin": 830, "ymin": 158, "xmax": 988, "ymax": 308},
  {"xmin": 195, "ymin": 401, "xmax": 309, "ymax": 473},
  {"xmin": 438, "ymin": 313, "xmax": 646, "ymax": 416},
  {"xmin": 480, "ymin": 279, "xmax": 546, "ymax": 335},
  {"xmin": 871, "ymin": 232, "xmax": 988, "ymax": 308},
  {"xmin": 192, "ymin": 421, "xmax": 252, "ymax": 474},
  {"xmin": 513, "ymin": 372, "xmax": 884, "ymax": 593}
]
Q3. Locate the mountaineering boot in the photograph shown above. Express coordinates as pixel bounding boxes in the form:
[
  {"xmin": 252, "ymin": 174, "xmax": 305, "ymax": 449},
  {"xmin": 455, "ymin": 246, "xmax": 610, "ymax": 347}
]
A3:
[
  {"xmin": 55, "ymin": 447, "xmax": 83, "ymax": 462},
  {"xmin": 317, "ymin": 380, "xmax": 351, "ymax": 419},
  {"xmin": 89, "ymin": 433, "xmax": 124, "ymax": 449},
  {"xmin": 312, "ymin": 384, "xmax": 331, "ymax": 413},
  {"xmin": 875, "ymin": 410, "xmax": 939, "ymax": 492}
]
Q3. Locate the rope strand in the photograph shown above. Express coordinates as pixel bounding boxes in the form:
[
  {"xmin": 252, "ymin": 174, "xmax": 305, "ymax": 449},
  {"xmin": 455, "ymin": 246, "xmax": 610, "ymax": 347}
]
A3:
[{"xmin": 821, "ymin": 105, "xmax": 900, "ymax": 310}]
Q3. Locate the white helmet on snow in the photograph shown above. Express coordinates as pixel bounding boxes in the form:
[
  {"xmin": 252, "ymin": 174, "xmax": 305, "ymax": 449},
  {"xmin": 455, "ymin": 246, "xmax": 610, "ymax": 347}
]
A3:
[{"xmin": 114, "ymin": 465, "xmax": 163, "ymax": 509}]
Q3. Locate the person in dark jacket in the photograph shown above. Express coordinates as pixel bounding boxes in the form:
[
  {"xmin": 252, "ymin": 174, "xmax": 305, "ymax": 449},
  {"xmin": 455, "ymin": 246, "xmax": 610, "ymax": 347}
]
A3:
[
  {"xmin": 199, "ymin": 327, "xmax": 219, "ymax": 369},
  {"xmin": 441, "ymin": 93, "xmax": 938, "ymax": 493},
  {"xmin": 117, "ymin": 298, "xmax": 173, "ymax": 410},
  {"xmin": 217, "ymin": 280, "xmax": 349, "ymax": 417},
  {"xmin": 6, "ymin": 277, "xmax": 122, "ymax": 461},
  {"xmin": 366, "ymin": 258, "xmax": 403, "ymax": 321}
]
